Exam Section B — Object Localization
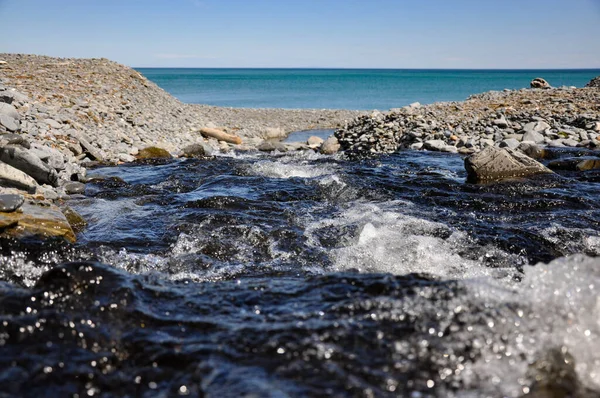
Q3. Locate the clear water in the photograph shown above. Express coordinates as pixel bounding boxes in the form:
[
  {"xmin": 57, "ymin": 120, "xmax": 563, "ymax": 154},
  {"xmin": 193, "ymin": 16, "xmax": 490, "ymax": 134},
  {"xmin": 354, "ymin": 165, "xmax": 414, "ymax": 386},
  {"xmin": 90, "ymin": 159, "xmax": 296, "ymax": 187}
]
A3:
[
  {"xmin": 136, "ymin": 68, "xmax": 600, "ymax": 110},
  {"xmin": 1, "ymin": 150, "xmax": 599, "ymax": 396}
]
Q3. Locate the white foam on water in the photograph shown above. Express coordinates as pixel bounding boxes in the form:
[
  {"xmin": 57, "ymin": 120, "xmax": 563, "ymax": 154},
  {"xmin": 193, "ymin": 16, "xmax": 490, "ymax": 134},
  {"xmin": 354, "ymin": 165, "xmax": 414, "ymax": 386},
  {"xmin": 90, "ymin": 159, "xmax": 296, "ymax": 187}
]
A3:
[
  {"xmin": 309, "ymin": 201, "xmax": 521, "ymax": 281},
  {"xmin": 247, "ymin": 151, "xmax": 336, "ymax": 179}
]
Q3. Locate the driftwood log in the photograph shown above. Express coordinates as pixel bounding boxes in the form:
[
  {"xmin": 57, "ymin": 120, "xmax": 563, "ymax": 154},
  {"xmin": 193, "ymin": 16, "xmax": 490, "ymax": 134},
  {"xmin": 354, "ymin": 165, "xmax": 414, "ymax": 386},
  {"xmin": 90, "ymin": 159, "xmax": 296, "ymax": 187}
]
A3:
[{"xmin": 199, "ymin": 127, "xmax": 242, "ymax": 145}]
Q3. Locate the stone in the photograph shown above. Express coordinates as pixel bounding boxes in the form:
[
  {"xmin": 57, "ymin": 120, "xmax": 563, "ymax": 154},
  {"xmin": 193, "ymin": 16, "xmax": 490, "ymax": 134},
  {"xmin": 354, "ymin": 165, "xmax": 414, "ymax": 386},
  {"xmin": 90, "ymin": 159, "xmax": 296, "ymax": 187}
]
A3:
[
  {"xmin": 136, "ymin": 146, "xmax": 172, "ymax": 159},
  {"xmin": 0, "ymin": 92, "xmax": 15, "ymax": 104},
  {"xmin": 77, "ymin": 136, "xmax": 104, "ymax": 161},
  {"xmin": 441, "ymin": 145, "xmax": 458, "ymax": 153},
  {"xmin": 60, "ymin": 205, "xmax": 87, "ymax": 233},
  {"xmin": 423, "ymin": 139, "xmax": 447, "ymax": 151},
  {"xmin": 62, "ymin": 181, "xmax": 86, "ymax": 195},
  {"xmin": 0, "ymin": 114, "xmax": 19, "ymax": 132},
  {"xmin": 522, "ymin": 130, "xmax": 545, "ymax": 144},
  {"xmin": 464, "ymin": 147, "xmax": 553, "ymax": 183},
  {"xmin": 320, "ymin": 136, "xmax": 341, "ymax": 154},
  {"xmin": 181, "ymin": 143, "xmax": 212, "ymax": 158},
  {"xmin": 307, "ymin": 136, "xmax": 324, "ymax": 147},
  {"xmin": 261, "ymin": 127, "xmax": 286, "ymax": 140},
  {"xmin": 257, "ymin": 141, "xmax": 287, "ymax": 152},
  {"xmin": 519, "ymin": 143, "xmax": 547, "ymax": 160},
  {"xmin": 0, "ymin": 145, "xmax": 59, "ymax": 186},
  {"xmin": 0, "ymin": 103, "xmax": 19, "ymax": 120},
  {"xmin": 499, "ymin": 138, "xmax": 520, "ymax": 149},
  {"xmin": 523, "ymin": 121, "xmax": 550, "ymax": 133},
  {"xmin": 530, "ymin": 78, "xmax": 551, "ymax": 89},
  {"xmin": 0, "ymin": 161, "xmax": 38, "ymax": 193},
  {"xmin": 576, "ymin": 159, "xmax": 600, "ymax": 171},
  {"xmin": 493, "ymin": 116, "xmax": 509, "ymax": 128},
  {"xmin": 43, "ymin": 119, "xmax": 62, "ymax": 129},
  {"xmin": 0, "ymin": 200, "xmax": 76, "ymax": 243},
  {"xmin": 0, "ymin": 193, "xmax": 24, "ymax": 212},
  {"xmin": 1, "ymin": 133, "xmax": 30, "ymax": 149}
]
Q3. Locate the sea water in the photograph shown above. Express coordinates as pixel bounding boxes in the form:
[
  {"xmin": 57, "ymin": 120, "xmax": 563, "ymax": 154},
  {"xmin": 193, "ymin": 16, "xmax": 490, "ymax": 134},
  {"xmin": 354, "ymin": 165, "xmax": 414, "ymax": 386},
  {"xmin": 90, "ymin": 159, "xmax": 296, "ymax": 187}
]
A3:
[{"xmin": 137, "ymin": 68, "xmax": 600, "ymax": 110}]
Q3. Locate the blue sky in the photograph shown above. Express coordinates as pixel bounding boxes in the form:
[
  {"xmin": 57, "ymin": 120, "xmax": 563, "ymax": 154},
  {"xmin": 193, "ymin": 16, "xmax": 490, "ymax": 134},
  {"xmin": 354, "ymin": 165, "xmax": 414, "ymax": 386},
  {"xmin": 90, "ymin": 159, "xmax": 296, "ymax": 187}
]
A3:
[{"xmin": 1, "ymin": 0, "xmax": 599, "ymax": 68}]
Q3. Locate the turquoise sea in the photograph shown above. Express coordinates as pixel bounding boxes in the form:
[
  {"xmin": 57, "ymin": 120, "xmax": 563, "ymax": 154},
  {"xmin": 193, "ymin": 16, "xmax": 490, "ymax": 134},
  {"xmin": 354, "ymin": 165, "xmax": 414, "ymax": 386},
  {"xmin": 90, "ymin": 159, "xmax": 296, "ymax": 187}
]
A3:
[{"xmin": 136, "ymin": 68, "xmax": 600, "ymax": 110}]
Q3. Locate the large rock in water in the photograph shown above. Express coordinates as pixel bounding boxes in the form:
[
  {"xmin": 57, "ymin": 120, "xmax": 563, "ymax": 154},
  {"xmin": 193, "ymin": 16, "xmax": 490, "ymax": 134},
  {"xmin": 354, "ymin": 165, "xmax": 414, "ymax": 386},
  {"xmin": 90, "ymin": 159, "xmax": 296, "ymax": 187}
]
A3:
[
  {"xmin": 464, "ymin": 147, "xmax": 553, "ymax": 183},
  {"xmin": 0, "ymin": 200, "xmax": 76, "ymax": 242}
]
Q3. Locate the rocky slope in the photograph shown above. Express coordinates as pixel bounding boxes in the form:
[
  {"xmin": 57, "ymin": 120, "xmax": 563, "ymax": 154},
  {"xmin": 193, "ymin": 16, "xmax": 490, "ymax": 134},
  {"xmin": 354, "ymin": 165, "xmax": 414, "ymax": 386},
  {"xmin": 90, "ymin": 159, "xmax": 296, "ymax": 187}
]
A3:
[
  {"xmin": 335, "ymin": 82, "xmax": 600, "ymax": 156},
  {"xmin": 0, "ymin": 53, "xmax": 362, "ymax": 241}
]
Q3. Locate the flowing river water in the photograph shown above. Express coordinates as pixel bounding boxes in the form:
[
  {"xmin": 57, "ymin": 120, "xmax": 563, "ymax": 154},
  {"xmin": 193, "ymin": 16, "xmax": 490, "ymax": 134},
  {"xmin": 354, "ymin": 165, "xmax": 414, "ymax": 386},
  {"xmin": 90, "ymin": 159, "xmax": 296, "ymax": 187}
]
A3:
[{"xmin": 1, "ymin": 148, "xmax": 599, "ymax": 397}]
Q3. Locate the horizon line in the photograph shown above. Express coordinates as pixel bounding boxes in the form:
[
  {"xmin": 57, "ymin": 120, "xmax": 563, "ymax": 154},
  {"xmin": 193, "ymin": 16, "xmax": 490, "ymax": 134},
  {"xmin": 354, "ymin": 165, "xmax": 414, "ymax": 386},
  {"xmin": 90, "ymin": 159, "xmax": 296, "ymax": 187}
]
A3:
[{"xmin": 133, "ymin": 66, "xmax": 600, "ymax": 71}]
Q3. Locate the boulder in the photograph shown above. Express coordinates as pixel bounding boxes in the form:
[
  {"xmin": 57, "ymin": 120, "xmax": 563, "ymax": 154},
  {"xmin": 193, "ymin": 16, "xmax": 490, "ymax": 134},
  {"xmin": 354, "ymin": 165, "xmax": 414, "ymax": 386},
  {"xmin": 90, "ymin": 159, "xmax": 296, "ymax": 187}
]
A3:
[
  {"xmin": 77, "ymin": 136, "xmax": 104, "ymax": 161},
  {"xmin": 0, "ymin": 200, "xmax": 76, "ymax": 243},
  {"xmin": 530, "ymin": 78, "xmax": 551, "ymax": 89},
  {"xmin": 0, "ymin": 145, "xmax": 59, "ymax": 186},
  {"xmin": 136, "ymin": 146, "xmax": 172, "ymax": 159},
  {"xmin": 464, "ymin": 146, "xmax": 553, "ymax": 183},
  {"xmin": 320, "ymin": 136, "xmax": 341, "ymax": 155},
  {"xmin": 0, "ymin": 161, "xmax": 38, "ymax": 193}
]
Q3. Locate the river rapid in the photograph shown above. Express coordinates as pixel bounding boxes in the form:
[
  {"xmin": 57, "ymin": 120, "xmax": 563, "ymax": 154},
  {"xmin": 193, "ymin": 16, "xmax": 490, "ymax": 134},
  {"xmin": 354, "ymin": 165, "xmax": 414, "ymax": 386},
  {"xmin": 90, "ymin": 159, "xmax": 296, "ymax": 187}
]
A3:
[{"xmin": 0, "ymin": 148, "xmax": 599, "ymax": 397}]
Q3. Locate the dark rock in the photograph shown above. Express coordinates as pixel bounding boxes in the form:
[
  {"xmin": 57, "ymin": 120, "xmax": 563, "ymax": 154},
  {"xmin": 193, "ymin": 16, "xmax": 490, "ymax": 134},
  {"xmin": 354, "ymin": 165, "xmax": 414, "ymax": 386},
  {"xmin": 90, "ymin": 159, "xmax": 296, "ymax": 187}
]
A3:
[
  {"xmin": 0, "ymin": 92, "xmax": 15, "ymax": 104},
  {"xmin": 0, "ymin": 145, "xmax": 59, "ymax": 186},
  {"xmin": 464, "ymin": 147, "xmax": 553, "ymax": 183},
  {"xmin": 585, "ymin": 76, "xmax": 600, "ymax": 88},
  {"xmin": 0, "ymin": 193, "xmax": 24, "ymax": 212},
  {"xmin": 0, "ymin": 161, "xmax": 38, "ymax": 193},
  {"xmin": 530, "ymin": 78, "xmax": 551, "ymax": 89},
  {"xmin": 136, "ymin": 146, "xmax": 172, "ymax": 159}
]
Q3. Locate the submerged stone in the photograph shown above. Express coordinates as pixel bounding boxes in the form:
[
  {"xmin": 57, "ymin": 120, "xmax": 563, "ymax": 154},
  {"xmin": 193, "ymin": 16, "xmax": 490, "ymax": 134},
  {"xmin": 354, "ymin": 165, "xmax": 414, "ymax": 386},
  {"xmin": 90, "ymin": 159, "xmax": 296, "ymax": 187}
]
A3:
[{"xmin": 464, "ymin": 146, "xmax": 553, "ymax": 183}]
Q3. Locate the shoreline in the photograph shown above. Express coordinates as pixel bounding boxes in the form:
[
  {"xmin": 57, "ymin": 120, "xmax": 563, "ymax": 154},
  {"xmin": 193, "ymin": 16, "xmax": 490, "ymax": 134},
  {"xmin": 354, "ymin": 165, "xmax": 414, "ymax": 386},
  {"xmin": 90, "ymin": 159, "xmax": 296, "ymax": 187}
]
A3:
[{"xmin": 0, "ymin": 53, "xmax": 599, "ymax": 241}]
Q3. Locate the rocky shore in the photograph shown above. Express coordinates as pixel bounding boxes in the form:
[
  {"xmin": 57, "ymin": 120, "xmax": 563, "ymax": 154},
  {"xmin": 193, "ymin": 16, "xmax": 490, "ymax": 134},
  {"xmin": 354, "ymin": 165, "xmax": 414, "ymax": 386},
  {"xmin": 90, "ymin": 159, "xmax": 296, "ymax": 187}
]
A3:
[
  {"xmin": 0, "ymin": 53, "xmax": 599, "ymax": 242},
  {"xmin": 335, "ymin": 84, "xmax": 600, "ymax": 156}
]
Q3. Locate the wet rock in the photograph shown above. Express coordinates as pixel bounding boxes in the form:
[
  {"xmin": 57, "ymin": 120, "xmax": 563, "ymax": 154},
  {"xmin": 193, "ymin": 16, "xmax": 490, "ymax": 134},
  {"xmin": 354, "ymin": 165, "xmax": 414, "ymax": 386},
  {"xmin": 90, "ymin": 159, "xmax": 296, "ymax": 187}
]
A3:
[
  {"xmin": 530, "ymin": 77, "xmax": 551, "ymax": 89},
  {"xmin": 575, "ymin": 158, "xmax": 600, "ymax": 171},
  {"xmin": 257, "ymin": 141, "xmax": 287, "ymax": 152},
  {"xmin": 0, "ymin": 193, "xmax": 24, "ymax": 212},
  {"xmin": 0, "ymin": 161, "xmax": 38, "ymax": 193},
  {"xmin": 519, "ymin": 143, "xmax": 548, "ymax": 160},
  {"xmin": 0, "ymin": 145, "xmax": 59, "ymax": 186},
  {"xmin": 136, "ymin": 146, "xmax": 172, "ymax": 160},
  {"xmin": 464, "ymin": 146, "xmax": 553, "ymax": 183},
  {"xmin": 0, "ymin": 200, "xmax": 76, "ymax": 242},
  {"xmin": 60, "ymin": 205, "xmax": 87, "ymax": 233},
  {"xmin": 320, "ymin": 136, "xmax": 341, "ymax": 155},
  {"xmin": 526, "ymin": 348, "xmax": 578, "ymax": 398}
]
